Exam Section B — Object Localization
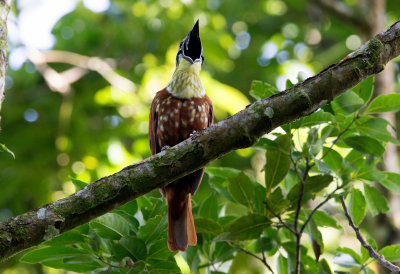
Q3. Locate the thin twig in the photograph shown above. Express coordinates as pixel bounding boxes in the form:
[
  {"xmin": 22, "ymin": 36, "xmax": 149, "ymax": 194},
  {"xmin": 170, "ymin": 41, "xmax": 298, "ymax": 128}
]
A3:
[
  {"xmin": 299, "ymin": 184, "xmax": 345, "ymax": 234},
  {"xmin": 293, "ymin": 157, "xmax": 311, "ymax": 274},
  {"xmin": 264, "ymin": 202, "xmax": 296, "ymax": 234},
  {"xmin": 320, "ymin": 114, "xmax": 359, "ymax": 161},
  {"xmin": 339, "ymin": 195, "xmax": 400, "ymax": 273},
  {"xmin": 226, "ymin": 241, "xmax": 275, "ymax": 274}
]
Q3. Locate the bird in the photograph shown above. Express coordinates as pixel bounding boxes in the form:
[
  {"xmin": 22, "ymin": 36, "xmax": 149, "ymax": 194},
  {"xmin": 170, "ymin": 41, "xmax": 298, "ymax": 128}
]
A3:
[{"xmin": 148, "ymin": 20, "xmax": 213, "ymax": 252}]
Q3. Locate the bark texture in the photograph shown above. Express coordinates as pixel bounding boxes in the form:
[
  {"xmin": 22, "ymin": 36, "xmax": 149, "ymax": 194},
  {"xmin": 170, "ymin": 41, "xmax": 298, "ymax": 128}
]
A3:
[
  {"xmin": 1, "ymin": 19, "xmax": 400, "ymax": 262},
  {"xmin": 0, "ymin": 0, "xmax": 11, "ymax": 130}
]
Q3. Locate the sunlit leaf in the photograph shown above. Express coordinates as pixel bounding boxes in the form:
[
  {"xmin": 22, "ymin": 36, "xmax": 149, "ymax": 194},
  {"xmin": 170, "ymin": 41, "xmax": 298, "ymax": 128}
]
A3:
[
  {"xmin": 366, "ymin": 94, "xmax": 400, "ymax": 113},
  {"xmin": 347, "ymin": 188, "xmax": 366, "ymax": 226},
  {"xmin": 363, "ymin": 184, "xmax": 389, "ymax": 216},
  {"xmin": 352, "ymin": 76, "xmax": 373, "ymax": 103},
  {"xmin": 265, "ymin": 134, "xmax": 291, "ymax": 196},
  {"xmin": 71, "ymin": 178, "xmax": 88, "ymax": 191},
  {"xmin": 380, "ymin": 172, "xmax": 400, "ymax": 193},
  {"xmin": 249, "ymin": 80, "xmax": 279, "ymax": 100},
  {"xmin": 379, "ymin": 245, "xmax": 400, "ymax": 262},
  {"xmin": 331, "ymin": 91, "xmax": 364, "ymax": 115},
  {"xmin": 20, "ymin": 246, "xmax": 91, "ymax": 264},
  {"xmin": 0, "ymin": 143, "xmax": 15, "ymax": 159},
  {"xmin": 206, "ymin": 167, "xmax": 241, "ymax": 178},
  {"xmin": 90, "ymin": 213, "xmax": 131, "ymax": 240},
  {"xmin": 343, "ymin": 136, "xmax": 385, "ymax": 156}
]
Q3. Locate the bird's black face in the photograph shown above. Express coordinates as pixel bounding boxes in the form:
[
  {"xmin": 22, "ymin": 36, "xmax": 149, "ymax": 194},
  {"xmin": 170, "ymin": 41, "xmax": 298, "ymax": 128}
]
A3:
[{"xmin": 176, "ymin": 20, "xmax": 204, "ymax": 66}]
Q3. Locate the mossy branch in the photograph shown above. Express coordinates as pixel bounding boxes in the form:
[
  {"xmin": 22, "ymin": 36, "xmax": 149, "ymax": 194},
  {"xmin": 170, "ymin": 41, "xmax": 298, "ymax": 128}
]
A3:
[{"xmin": 1, "ymin": 20, "xmax": 400, "ymax": 262}]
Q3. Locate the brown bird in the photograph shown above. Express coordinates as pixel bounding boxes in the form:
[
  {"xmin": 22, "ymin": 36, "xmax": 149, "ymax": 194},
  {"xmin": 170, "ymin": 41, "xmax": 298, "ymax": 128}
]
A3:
[{"xmin": 149, "ymin": 20, "xmax": 213, "ymax": 252}]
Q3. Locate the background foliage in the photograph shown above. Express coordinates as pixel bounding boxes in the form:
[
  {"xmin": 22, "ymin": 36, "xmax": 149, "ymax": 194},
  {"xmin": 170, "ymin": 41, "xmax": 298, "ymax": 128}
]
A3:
[{"xmin": 1, "ymin": 0, "xmax": 400, "ymax": 273}]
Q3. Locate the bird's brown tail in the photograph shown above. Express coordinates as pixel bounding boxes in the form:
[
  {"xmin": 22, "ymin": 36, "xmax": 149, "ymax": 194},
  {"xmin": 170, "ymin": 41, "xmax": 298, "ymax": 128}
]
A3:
[{"xmin": 166, "ymin": 193, "xmax": 197, "ymax": 252}]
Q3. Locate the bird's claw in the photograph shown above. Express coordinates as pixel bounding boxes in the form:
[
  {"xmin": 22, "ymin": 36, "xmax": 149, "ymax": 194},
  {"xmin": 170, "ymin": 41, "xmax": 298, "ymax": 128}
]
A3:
[
  {"xmin": 161, "ymin": 145, "xmax": 170, "ymax": 151},
  {"xmin": 190, "ymin": 130, "xmax": 197, "ymax": 137}
]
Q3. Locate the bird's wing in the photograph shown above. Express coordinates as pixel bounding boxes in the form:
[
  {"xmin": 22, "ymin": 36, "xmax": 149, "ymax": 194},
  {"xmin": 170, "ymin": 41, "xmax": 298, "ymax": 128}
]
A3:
[{"xmin": 149, "ymin": 91, "xmax": 161, "ymax": 155}]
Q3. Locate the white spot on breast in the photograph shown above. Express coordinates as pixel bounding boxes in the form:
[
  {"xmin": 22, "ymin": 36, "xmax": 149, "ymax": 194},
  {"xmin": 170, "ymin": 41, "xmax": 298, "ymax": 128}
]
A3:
[
  {"xmin": 175, "ymin": 121, "xmax": 179, "ymax": 128},
  {"xmin": 182, "ymin": 120, "xmax": 187, "ymax": 127},
  {"xmin": 160, "ymin": 125, "xmax": 164, "ymax": 131},
  {"xmin": 190, "ymin": 101, "xmax": 194, "ymax": 105},
  {"xmin": 174, "ymin": 108, "xmax": 179, "ymax": 114}
]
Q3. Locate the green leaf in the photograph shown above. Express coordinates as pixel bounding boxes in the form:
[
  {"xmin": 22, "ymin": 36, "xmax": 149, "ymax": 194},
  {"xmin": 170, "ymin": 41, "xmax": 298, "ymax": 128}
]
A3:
[
  {"xmin": 45, "ymin": 230, "xmax": 87, "ymax": 246},
  {"xmin": 305, "ymin": 212, "xmax": 324, "ymax": 262},
  {"xmin": 249, "ymin": 80, "xmax": 279, "ymax": 100},
  {"xmin": 41, "ymin": 258, "xmax": 101, "ymax": 273},
  {"xmin": 195, "ymin": 217, "xmax": 223, "ymax": 235},
  {"xmin": 20, "ymin": 246, "xmax": 90, "ymax": 263},
  {"xmin": 353, "ymin": 76, "xmax": 373, "ymax": 103},
  {"xmin": 363, "ymin": 184, "xmax": 389, "ymax": 216},
  {"xmin": 119, "ymin": 236, "xmax": 147, "ymax": 261},
  {"xmin": 356, "ymin": 168, "xmax": 385, "ymax": 182},
  {"xmin": 265, "ymin": 135, "xmax": 291, "ymax": 196},
  {"xmin": 265, "ymin": 187, "xmax": 290, "ymax": 217},
  {"xmin": 336, "ymin": 247, "xmax": 362, "ymax": 264},
  {"xmin": 199, "ymin": 194, "xmax": 219, "ymax": 220},
  {"xmin": 318, "ymin": 258, "xmax": 333, "ymax": 274},
  {"xmin": 354, "ymin": 117, "xmax": 400, "ymax": 145},
  {"xmin": 348, "ymin": 188, "xmax": 366, "ymax": 226},
  {"xmin": 148, "ymin": 239, "xmax": 170, "ymax": 260},
  {"xmin": 308, "ymin": 210, "xmax": 341, "ymax": 229},
  {"xmin": 71, "ymin": 178, "xmax": 89, "ymax": 191},
  {"xmin": 331, "ymin": 91, "xmax": 364, "ymax": 115},
  {"xmin": 0, "ymin": 143, "xmax": 15, "ymax": 158},
  {"xmin": 206, "ymin": 167, "xmax": 241, "ymax": 178},
  {"xmin": 148, "ymin": 259, "xmax": 181, "ymax": 273},
  {"xmin": 366, "ymin": 94, "xmax": 400, "ymax": 113},
  {"xmin": 228, "ymin": 172, "xmax": 255, "ymax": 209},
  {"xmin": 253, "ymin": 137, "xmax": 279, "ymax": 150},
  {"xmin": 141, "ymin": 197, "xmax": 166, "ymax": 220},
  {"xmin": 343, "ymin": 136, "xmax": 385, "ymax": 156},
  {"xmin": 89, "ymin": 213, "xmax": 131, "ymax": 240},
  {"xmin": 277, "ymin": 254, "xmax": 288, "ymax": 274},
  {"xmin": 119, "ymin": 200, "xmax": 138, "ymax": 215},
  {"xmin": 291, "ymin": 110, "xmax": 335, "ymax": 129},
  {"xmin": 322, "ymin": 147, "xmax": 344, "ymax": 174},
  {"xmin": 113, "ymin": 209, "xmax": 140, "ymax": 230},
  {"xmin": 380, "ymin": 172, "xmax": 400, "ymax": 193},
  {"xmin": 138, "ymin": 215, "xmax": 168, "ymax": 244},
  {"xmin": 287, "ymin": 175, "xmax": 333, "ymax": 203},
  {"xmin": 379, "ymin": 245, "xmax": 400, "ymax": 262},
  {"xmin": 216, "ymin": 214, "xmax": 270, "ymax": 241}
]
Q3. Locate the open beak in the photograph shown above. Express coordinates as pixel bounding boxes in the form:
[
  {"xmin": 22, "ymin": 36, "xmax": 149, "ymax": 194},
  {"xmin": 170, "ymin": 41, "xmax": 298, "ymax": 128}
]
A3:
[{"xmin": 182, "ymin": 20, "xmax": 202, "ymax": 63}]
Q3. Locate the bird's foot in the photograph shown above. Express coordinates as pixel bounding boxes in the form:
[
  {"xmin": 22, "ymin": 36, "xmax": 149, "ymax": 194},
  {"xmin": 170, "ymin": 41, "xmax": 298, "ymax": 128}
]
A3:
[
  {"xmin": 161, "ymin": 145, "xmax": 170, "ymax": 151},
  {"xmin": 189, "ymin": 130, "xmax": 197, "ymax": 137}
]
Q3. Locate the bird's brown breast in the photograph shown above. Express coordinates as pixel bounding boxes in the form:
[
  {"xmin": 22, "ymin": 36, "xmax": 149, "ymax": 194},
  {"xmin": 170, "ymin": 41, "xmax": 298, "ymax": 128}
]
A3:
[{"xmin": 153, "ymin": 89, "xmax": 211, "ymax": 149}]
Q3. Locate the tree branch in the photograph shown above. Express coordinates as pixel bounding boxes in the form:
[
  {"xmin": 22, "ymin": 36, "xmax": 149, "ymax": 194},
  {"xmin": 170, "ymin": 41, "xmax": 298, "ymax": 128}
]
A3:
[
  {"xmin": 1, "ymin": 19, "xmax": 400, "ymax": 262},
  {"xmin": 339, "ymin": 196, "xmax": 400, "ymax": 272},
  {"xmin": 311, "ymin": 0, "xmax": 372, "ymax": 35}
]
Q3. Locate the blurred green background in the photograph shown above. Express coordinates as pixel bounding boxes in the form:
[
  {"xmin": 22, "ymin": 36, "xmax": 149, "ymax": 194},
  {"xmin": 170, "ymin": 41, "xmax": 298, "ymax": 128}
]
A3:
[{"xmin": 1, "ymin": 0, "xmax": 400, "ymax": 273}]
